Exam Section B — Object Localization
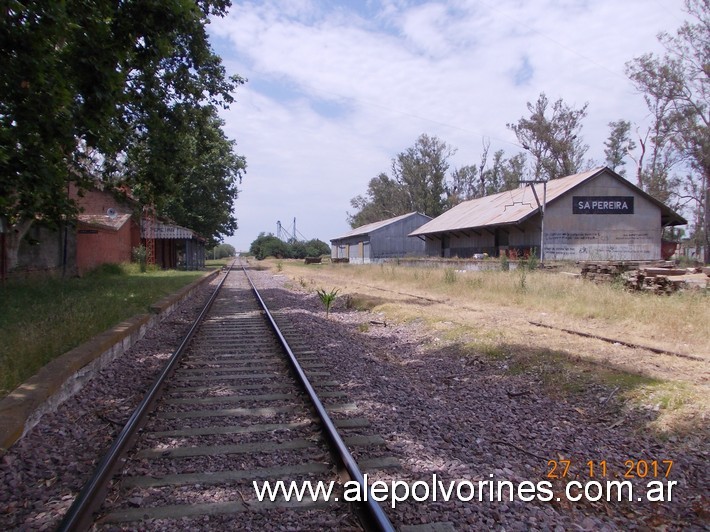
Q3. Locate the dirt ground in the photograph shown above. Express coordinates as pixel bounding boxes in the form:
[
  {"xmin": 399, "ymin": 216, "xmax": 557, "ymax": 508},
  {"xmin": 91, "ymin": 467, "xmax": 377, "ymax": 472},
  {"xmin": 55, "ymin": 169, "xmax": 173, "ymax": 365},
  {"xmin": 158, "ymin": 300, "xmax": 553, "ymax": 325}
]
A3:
[{"xmin": 266, "ymin": 260, "xmax": 709, "ymax": 438}]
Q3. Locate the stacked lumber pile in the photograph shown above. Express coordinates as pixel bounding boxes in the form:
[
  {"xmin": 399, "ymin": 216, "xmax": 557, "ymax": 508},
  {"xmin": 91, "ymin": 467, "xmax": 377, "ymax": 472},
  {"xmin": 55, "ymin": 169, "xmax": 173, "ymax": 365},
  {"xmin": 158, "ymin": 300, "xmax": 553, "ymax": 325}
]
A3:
[
  {"xmin": 580, "ymin": 261, "xmax": 699, "ymax": 295},
  {"xmin": 621, "ymin": 268, "xmax": 687, "ymax": 294},
  {"xmin": 580, "ymin": 262, "xmax": 634, "ymax": 283}
]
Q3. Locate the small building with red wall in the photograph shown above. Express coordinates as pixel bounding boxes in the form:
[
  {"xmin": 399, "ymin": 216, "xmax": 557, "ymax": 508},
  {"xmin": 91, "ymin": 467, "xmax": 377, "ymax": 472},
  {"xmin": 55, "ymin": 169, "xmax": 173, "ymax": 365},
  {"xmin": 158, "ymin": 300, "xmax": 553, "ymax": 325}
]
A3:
[
  {"xmin": 71, "ymin": 184, "xmax": 204, "ymax": 274},
  {"xmin": 5, "ymin": 184, "xmax": 206, "ymax": 278},
  {"xmin": 76, "ymin": 213, "xmax": 139, "ymax": 275},
  {"xmin": 70, "ymin": 184, "xmax": 142, "ymax": 275}
]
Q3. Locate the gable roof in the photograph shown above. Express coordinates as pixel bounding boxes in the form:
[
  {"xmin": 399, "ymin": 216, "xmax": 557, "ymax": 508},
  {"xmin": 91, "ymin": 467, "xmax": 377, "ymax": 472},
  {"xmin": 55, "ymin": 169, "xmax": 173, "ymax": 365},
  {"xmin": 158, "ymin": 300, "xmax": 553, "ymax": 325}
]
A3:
[
  {"xmin": 410, "ymin": 167, "xmax": 686, "ymax": 237},
  {"xmin": 332, "ymin": 212, "xmax": 431, "ymax": 242}
]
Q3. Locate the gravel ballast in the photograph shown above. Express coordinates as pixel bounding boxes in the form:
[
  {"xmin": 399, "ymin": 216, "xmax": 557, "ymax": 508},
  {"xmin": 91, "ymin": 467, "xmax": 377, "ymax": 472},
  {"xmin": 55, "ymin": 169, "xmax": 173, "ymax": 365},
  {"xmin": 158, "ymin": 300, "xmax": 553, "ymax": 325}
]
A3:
[{"xmin": 0, "ymin": 267, "xmax": 707, "ymax": 530}]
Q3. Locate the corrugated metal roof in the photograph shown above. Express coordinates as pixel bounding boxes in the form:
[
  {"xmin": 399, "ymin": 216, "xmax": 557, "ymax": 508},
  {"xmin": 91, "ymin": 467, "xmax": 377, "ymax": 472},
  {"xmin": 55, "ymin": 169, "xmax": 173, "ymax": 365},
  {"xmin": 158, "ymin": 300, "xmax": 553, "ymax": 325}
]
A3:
[
  {"xmin": 410, "ymin": 167, "xmax": 686, "ymax": 236},
  {"xmin": 143, "ymin": 220, "xmax": 196, "ymax": 240},
  {"xmin": 332, "ymin": 212, "xmax": 429, "ymax": 241}
]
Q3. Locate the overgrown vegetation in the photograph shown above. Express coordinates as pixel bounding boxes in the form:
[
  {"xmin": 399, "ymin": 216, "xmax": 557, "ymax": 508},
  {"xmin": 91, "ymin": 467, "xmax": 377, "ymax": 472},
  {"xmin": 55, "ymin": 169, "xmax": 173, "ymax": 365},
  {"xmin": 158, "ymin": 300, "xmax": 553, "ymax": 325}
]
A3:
[
  {"xmin": 132, "ymin": 245, "xmax": 148, "ymax": 272},
  {"xmin": 314, "ymin": 262, "xmax": 709, "ymax": 346},
  {"xmin": 0, "ymin": 264, "xmax": 204, "ymax": 398}
]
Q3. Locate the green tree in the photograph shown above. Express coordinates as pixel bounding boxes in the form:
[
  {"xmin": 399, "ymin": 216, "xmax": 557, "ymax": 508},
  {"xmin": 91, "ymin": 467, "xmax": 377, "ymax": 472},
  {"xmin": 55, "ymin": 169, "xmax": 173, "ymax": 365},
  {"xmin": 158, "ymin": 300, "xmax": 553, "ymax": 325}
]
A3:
[
  {"xmin": 393, "ymin": 133, "xmax": 454, "ymax": 217},
  {"xmin": 625, "ymin": 0, "xmax": 709, "ymax": 262},
  {"xmin": 250, "ymin": 233, "xmax": 289, "ymax": 260},
  {"xmin": 160, "ymin": 107, "xmax": 245, "ymax": 246},
  {"xmin": 480, "ymin": 150, "xmax": 526, "ymax": 196},
  {"xmin": 209, "ymin": 243, "xmax": 236, "ymax": 259},
  {"xmin": 0, "ymin": 0, "xmax": 243, "ymax": 270},
  {"xmin": 348, "ymin": 134, "xmax": 455, "ymax": 227},
  {"xmin": 604, "ymin": 120, "xmax": 636, "ymax": 176},
  {"xmin": 0, "ymin": 2, "xmax": 88, "ymax": 269},
  {"xmin": 348, "ymin": 173, "xmax": 408, "ymax": 228},
  {"xmin": 290, "ymin": 239, "xmax": 330, "ymax": 259},
  {"xmin": 507, "ymin": 93, "xmax": 589, "ymax": 180},
  {"xmin": 446, "ymin": 165, "xmax": 478, "ymax": 207}
]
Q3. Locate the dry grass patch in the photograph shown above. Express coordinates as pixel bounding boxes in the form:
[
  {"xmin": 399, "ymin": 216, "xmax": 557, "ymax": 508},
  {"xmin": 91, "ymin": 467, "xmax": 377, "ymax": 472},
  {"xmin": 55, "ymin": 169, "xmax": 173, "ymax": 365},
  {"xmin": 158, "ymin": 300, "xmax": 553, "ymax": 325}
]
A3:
[
  {"xmin": 258, "ymin": 258, "xmax": 709, "ymax": 439},
  {"xmin": 343, "ymin": 293, "xmax": 389, "ymax": 312},
  {"xmin": 275, "ymin": 260, "xmax": 709, "ymax": 355}
]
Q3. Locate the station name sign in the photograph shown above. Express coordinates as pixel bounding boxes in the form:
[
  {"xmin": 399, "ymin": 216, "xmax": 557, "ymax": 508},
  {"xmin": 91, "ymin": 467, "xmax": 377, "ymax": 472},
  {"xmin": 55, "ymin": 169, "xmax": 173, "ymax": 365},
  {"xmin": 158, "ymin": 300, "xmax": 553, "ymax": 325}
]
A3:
[{"xmin": 573, "ymin": 196, "xmax": 634, "ymax": 214}]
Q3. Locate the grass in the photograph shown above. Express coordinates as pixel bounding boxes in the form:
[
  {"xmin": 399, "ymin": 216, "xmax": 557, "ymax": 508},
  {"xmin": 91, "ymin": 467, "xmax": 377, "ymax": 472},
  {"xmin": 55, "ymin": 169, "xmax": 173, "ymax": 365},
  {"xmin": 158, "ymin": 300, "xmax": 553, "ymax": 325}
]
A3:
[
  {"xmin": 205, "ymin": 258, "xmax": 233, "ymax": 268},
  {"xmin": 264, "ymin": 259, "xmax": 710, "ymax": 440},
  {"xmin": 327, "ymin": 262, "xmax": 709, "ymax": 349},
  {"xmin": 0, "ymin": 263, "xmax": 204, "ymax": 398}
]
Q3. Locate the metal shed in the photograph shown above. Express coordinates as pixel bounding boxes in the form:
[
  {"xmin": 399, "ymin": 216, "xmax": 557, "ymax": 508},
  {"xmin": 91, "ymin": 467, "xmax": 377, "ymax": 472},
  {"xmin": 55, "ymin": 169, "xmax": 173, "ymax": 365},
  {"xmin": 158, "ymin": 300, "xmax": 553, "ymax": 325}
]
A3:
[
  {"xmin": 410, "ymin": 167, "xmax": 686, "ymax": 261},
  {"xmin": 331, "ymin": 212, "xmax": 432, "ymax": 263}
]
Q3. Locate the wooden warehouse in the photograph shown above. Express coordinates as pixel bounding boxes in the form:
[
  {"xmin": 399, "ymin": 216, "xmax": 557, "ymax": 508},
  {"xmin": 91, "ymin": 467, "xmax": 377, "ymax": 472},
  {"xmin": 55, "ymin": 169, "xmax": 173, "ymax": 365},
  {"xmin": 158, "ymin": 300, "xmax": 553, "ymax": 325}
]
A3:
[
  {"xmin": 409, "ymin": 167, "xmax": 686, "ymax": 261},
  {"xmin": 331, "ymin": 212, "xmax": 432, "ymax": 263}
]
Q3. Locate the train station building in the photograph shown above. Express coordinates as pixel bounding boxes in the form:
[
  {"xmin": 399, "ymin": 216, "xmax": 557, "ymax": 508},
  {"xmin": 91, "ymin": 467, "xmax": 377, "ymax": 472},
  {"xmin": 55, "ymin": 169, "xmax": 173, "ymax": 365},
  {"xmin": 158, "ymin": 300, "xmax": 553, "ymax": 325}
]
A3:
[{"xmin": 409, "ymin": 167, "xmax": 686, "ymax": 262}]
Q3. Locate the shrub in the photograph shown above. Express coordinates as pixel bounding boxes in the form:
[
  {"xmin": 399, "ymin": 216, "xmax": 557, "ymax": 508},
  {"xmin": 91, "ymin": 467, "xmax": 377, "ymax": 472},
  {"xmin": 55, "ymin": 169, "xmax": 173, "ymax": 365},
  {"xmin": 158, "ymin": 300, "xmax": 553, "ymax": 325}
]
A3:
[
  {"xmin": 132, "ymin": 245, "xmax": 148, "ymax": 272},
  {"xmin": 500, "ymin": 253, "xmax": 509, "ymax": 271},
  {"xmin": 248, "ymin": 234, "xmax": 330, "ymax": 260}
]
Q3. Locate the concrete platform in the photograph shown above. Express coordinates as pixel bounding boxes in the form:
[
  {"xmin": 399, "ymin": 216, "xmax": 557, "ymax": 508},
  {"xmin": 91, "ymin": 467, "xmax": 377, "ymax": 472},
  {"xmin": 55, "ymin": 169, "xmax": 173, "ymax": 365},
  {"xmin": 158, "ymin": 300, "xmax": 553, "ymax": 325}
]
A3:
[{"xmin": 0, "ymin": 269, "xmax": 221, "ymax": 453}]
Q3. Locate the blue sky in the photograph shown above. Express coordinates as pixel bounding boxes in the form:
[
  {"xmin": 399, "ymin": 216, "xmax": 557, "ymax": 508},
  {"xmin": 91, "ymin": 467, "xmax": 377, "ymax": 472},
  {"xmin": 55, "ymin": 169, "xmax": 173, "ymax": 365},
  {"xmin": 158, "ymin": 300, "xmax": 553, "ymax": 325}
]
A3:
[{"xmin": 208, "ymin": 0, "xmax": 686, "ymax": 251}]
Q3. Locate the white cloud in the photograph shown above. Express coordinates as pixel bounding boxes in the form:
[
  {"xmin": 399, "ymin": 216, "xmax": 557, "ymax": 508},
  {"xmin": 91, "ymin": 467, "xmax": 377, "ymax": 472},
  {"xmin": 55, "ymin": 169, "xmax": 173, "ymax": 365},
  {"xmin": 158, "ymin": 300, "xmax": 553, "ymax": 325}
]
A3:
[{"xmin": 209, "ymin": 0, "xmax": 687, "ymax": 250}]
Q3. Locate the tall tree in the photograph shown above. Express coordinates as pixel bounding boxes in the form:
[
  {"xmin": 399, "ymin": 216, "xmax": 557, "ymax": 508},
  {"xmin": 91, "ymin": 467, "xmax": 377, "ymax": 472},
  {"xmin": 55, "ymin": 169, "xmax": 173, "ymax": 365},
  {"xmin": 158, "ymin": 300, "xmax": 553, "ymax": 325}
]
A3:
[
  {"xmin": 0, "ymin": 0, "xmax": 243, "ymax": 269},
  {"xmin": 626, "ymin": 0, "xmax": 710, "ymax": 261},
  {"xmin": 347, "ymin": 173, "xmax": 408, "ymax": 228},
  {"xmin": 604, "ymin": 120, "xmax": 636, "ymax": 176},
  {"xmin": 348, "ymin": 134, "xmax": 456, "ymax": 227},
  {"xmin": 507, "ymin": 93, "xmax": 589, "ymax": 180},
  {"xmin": 446, "ymin": 165, "xmax": 478, "ymax": 207},
  {"xmin": 0, "ymin": 3, "xmax": 86, "ymax": 268},
  {"xmin": 161, "ymin": 107, "xmax": 246, "ymax": 246},
  {"xmin": 392, "ymin": 133, "xmax": 455, "ymax": 217},
  {"xmin": 481, "ymin": 150, "xmax": 527, "ymax": 194}
]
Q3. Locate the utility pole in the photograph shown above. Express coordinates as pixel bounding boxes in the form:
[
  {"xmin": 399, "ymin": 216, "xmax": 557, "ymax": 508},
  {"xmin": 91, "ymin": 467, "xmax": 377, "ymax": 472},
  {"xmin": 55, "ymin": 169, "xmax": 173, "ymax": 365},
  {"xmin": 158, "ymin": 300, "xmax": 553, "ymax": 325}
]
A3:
[{"xmin": 519, "ymin": 180, "xmax": 547, "ymax": 266}]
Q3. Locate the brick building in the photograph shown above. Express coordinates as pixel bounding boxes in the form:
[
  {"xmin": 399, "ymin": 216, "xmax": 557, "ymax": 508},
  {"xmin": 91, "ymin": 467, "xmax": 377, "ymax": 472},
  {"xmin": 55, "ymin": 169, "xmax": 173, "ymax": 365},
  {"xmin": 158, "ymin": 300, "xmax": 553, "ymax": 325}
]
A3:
[
  {"xmin": 72, "ymin": 184, "xmax": 141, "ymax": 275},
  {"xmin": 2, "ymin": 184, "xmax": 205, "ymax": 278},
  {"xmin": 71, "ymin": 184, "xmax": 205, "ymax": 273}
]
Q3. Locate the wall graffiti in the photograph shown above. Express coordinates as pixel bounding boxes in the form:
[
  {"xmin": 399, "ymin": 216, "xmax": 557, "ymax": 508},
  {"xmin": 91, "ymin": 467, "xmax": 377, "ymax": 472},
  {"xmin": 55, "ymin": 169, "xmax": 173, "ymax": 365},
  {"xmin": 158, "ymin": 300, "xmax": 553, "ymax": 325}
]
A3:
[{"xmin": 544, "ymin": 230, "xmax": 658, "ymax": 260}]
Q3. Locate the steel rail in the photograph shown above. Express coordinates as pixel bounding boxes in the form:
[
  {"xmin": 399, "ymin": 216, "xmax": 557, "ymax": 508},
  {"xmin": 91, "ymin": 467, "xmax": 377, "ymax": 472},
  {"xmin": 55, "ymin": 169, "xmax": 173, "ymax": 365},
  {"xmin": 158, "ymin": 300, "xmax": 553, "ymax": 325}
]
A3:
[
  {"xmin": 56, "ymin": 265, "xmax": 232, "ymax": 532},
  {"xmin": 241, "ymin": 262, "xmax": 395, "ymax": 532}
]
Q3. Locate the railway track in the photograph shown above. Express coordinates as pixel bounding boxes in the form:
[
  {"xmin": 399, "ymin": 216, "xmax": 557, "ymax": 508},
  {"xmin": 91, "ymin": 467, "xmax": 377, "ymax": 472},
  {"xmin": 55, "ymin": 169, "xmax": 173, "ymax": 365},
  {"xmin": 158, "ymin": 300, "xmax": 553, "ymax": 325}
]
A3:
[{"xmin": 58, "ymin": 262, "xmax": 396, "ymax": 531}]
